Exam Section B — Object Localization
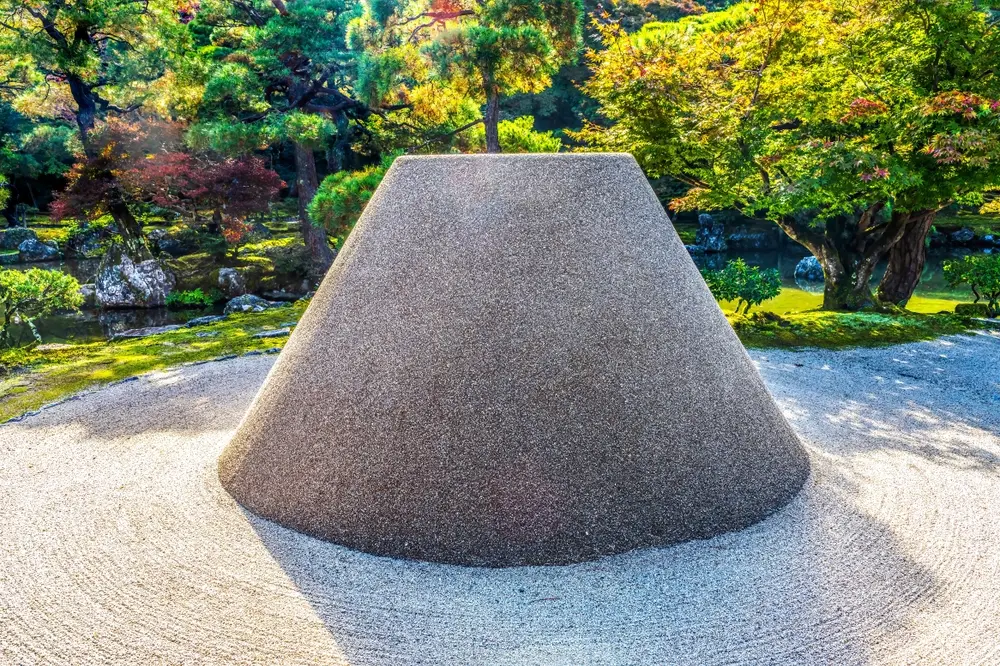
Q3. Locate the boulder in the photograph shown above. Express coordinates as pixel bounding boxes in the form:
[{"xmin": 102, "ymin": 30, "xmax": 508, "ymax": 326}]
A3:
[
  {"xmin": 950, "ymin": 228, "xmax": 976, "ymax": 245},
  {"xmin": 95, "ymin": 248, "xmax": 176, "ymax": 309},
  {"xmin": 186, "ymin": 314, "xmax": 228, "ymax": 327},
  {"xmin": 252, "ymin": 327, "xmax": 291, "ymax": 339},
  {"xmin": 1, "ymin": 227, "xmax": 37, "ymax": 250},
  {"xmin": 223, "ymin": 294, "xmax": 277, "ymax": 314},
  {"xmin": 18, "ymin": 238, "xmax": 60, "ymax": 262},
  {"xmin": 694, "ymin": 213, "xmax": 727, "ymax": 252},
  {"xmin": 112, "ymin": 324, "xmax": 183, "ymax": 340},
  {"xmin": 794, "ymin": 256, "xmax": 825, "ymax": 282},
  {"xmin": 79, "ymin": 284, "xmax": 97, "ymax": 309},
  {"xmin": 0, "ymin": 250, "xmax": 21, "ymax": 265},
  {"xmin": 218, "ymin": 267, "xmax": 248, "ymax": 297}
]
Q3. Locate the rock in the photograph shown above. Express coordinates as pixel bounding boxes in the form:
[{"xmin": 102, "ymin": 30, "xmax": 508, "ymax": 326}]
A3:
[
  {"xmin": 35, "ymin": 343, "xmax": 74, "ymax": 352},
  {"xmin": 186, "ymin": 314, "xmax": 228, "ymax": 327},
  {"xmin": 253, "ymin": 327, "xmax": 291, "ymax": 339},
  {"xmin": 223, "ymin": 294, "xmax": 277, "ymax": 314},
  {"xmin": 18, "ymin": 238, "xmax": 60, "ymax": 262},
  {"xmin": 694, "ymin": 213, "xmax": 727, "ymax": 252},
  {"xmin": 0, "ymin": 251, "xmax": 20, "ymax": 265},
  {"xmin": 79, "ymin": 284, "xmax": 97, "ymax": 309},
  {"xmin": 684, "ymin": 244, "xmax": 706, "ymax": 255},
  {"xmin": 983, "ymin": 234, "xmax": 1000, "ymax": 247},
  {"xmin": 218, "ymin": 267, "xmax": 247, "ymax": 298},
  {"xmin": 950, "ymin": 228, "xmax": 976, "ymax": 245},
  {"xmin": 794, "ymin": 256, "xmax": 825, "ymax": 282},
  {"xmin": 0, "ymin": 227, "xmax": 37, "ymax": 250},
  {"xmin": 95, "ymin": 248, "xmax": 176, "ymax": 309},
  {"xmin": 112, "ymin": 324, "xmax": 183, "ymax": 340},
  {"xmin": 195, "ymin": 331, "xmax": 220, "ymax": 338}
]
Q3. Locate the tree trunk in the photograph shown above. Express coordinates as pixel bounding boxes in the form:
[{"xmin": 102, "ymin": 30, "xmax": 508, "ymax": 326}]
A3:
[
  {"xmin": 876, "ymin": 210, "xmax": 936, "ymax": 307},
  {"xmin": 483, "ymin": 81, "xmax": 501, "ymax": 154},
  {"xmin": 68, "ymin": 74, "xmax": 148, "ymax": 257},
  {"xmin": 815, "ymin": 245, "xmax": 880, "ymax": 311},
  {"xmin": 293, "ymin": 141, "xmax": 335, "ymax": 278},
  {"xmin": 774, "ymin": 207, "xmax": 910, "ymax": 311}
]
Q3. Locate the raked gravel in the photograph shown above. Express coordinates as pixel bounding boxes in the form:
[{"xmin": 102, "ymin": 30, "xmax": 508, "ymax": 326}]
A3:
[{"xmin": 1, "ymin": 330, "xmax": 999, "ymax": 665}]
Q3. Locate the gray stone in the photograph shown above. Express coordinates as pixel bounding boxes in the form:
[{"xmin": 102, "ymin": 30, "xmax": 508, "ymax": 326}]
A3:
[
  {"xmin": 694, "ymin": 213, "xmax": 727, "ymax": 252},
  {"xmin": 95, "ymin": 248, "xmax": 176, "ymax": 309},
  {"xmin": 186, "ymin": 315, "xmax": 227, "ymax": 327},
  {"xmin": 0, "ymin": 227, "xmax": 37, "ymax": 250},
  {"xmin": 79, "ymin": 284, "xmax": 97, "ymax": 309},
  {"xmin": 252, "ymin": 328, "xmax": 291, "ymax": 339},
  {"xmin": 223, "ymin": 294, "xmax": 275, "ymax": 314},
  {"xmin": 112, "ymin": 324, "xmax": 183, "ymax": 340},
  {"xmin": 794, "ymin": 256, "xmax": 825, "ymax": 282},
  {"xmin": 218, "ymin": 153, "xmax": 810, "ymax": 567},
  {"xmin": 218, "ymin": 267, "xmax": 247, "ymax": 298},
  {"xmin": 17, "ymin": 238, "xmax": 59, "ymax": 262},
  {"xmin": 195, "ymin": 331, "xmax": 220, "ymax": 338},
  {"xmin": 950, "ymin": 227, "xmax": 976, "ymax": 245}
]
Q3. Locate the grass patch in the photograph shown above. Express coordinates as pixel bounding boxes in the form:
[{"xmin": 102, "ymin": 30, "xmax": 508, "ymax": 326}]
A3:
[
  {"xmin": 0, "ymin": 302, "xmax": 306, "ymax": 422},
  {"xmin": 722, "ymin": 288, "xmax": 966, "ymax": 315},
  {"xmin": 729, "ymin": 310, "xmax": 974, "ymax": 349}
]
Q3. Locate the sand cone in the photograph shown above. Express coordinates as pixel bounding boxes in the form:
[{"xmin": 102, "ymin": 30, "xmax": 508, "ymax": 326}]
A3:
[{"xmin": 219, "ymin": 154, "xmax": 809, "ymax": 566}]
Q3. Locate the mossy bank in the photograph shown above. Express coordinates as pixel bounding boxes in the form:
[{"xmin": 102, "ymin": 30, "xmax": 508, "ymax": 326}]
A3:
[{"xmin": 0, "ymin": 303, "xmax": 305, "ymax": 423}]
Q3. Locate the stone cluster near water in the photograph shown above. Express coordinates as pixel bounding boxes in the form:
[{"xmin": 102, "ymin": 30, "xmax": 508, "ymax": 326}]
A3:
[{"xmin": 219, "ymin": 153, "xmax": 810, "ymax": 567}]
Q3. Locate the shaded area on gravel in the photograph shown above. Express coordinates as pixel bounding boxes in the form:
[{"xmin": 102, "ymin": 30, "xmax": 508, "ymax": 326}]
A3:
[{"xmin": 1, "ymin": 331, "xmax": 998, "ymax": 664}]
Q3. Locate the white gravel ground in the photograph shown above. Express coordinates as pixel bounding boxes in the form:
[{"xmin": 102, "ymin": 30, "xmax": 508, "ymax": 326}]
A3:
[{"xmin": 1, "ymin": 330, "xmax": 999, "ymax": 665}]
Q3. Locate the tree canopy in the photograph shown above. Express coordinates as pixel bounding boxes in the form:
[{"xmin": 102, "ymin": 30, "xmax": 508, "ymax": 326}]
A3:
[{"xmin": 582, "ymin": 0, "xmax": 1000, "ymax": 309}]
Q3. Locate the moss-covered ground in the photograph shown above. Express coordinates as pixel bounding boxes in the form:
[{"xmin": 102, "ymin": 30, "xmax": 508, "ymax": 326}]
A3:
[
  {"xmin": 727, "ymin": 310, "xmax": 975, "ymax": 349},
  {"xmin": 0, "ymin": 303, "xmax": 305, "ymax": 422}
]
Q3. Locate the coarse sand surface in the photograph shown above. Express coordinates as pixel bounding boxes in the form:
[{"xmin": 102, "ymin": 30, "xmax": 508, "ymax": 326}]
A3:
[{"xmin": 2, "ymin": 330, "xmax": 999, "ymax": 665}]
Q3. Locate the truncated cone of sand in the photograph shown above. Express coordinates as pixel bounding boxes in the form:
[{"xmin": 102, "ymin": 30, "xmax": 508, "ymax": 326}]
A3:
[{"xmin": 219, "ymin": 153, "xmax": 810, "ymax": 566}]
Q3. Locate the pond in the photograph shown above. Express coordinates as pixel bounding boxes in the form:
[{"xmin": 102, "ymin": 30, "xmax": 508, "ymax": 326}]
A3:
[
  {"xmin": 5, "ymin": 258, "xmax": 225, "ymax": 346},
  {"xmin": 691, "ymin": 247, "xmax": 982, "ymax": 314},
  {"xmin": 2, "ymin": 241, "xmax": 986, "ymax": 346}
]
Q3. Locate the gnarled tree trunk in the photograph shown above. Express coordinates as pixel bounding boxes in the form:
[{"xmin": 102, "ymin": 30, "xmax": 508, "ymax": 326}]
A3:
[
  {"xmin": 876, "ymin": 210, "xmax": 936, "ymax": 307},
  {"xmin": 68, "ymin": 75, "xmax": 148, "ymax": 258},
  {"xmin": 293, "ymin": 141, "xmax": 336, "ymax": 278},
  {"xmin": 775, "ymin": 206, "xmax": 910, "ymax": 311}
]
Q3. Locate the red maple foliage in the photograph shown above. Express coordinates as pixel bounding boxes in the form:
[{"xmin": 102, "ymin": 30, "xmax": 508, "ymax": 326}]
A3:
[{"xmin": 52, "ymin": 118, "xmax": 284, "ymax": 228}]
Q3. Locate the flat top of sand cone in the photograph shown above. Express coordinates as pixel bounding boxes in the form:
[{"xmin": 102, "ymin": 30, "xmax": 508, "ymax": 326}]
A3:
[{"xmin": 219, "ymin": 153, "xmax": 809, "ymax": 566}]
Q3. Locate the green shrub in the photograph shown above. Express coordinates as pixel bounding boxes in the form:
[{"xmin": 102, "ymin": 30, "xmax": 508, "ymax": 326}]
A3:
[
  {"xmin": 309, "ymin": 153, "xmax": 397, "ymax": 246},
  {"xmin": 0, "ymin": 268, "xmax": 83, "ymax": 347},
  {"xmin": 702, "ymin": 258, "xmax": 782, "ymax": 314},
  {"xmin": 165, "ymin": 288, "xmax": 224, "ymax": 310},
  {"xmin": 943, "ymin": 254, "xmax": 1000, "ymax": 317}
]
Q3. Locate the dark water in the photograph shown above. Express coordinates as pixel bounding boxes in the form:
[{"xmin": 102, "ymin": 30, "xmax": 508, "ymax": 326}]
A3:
[{"xmin": 6, "ymin": 258, "xmax": 225, "ymax": 346}]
